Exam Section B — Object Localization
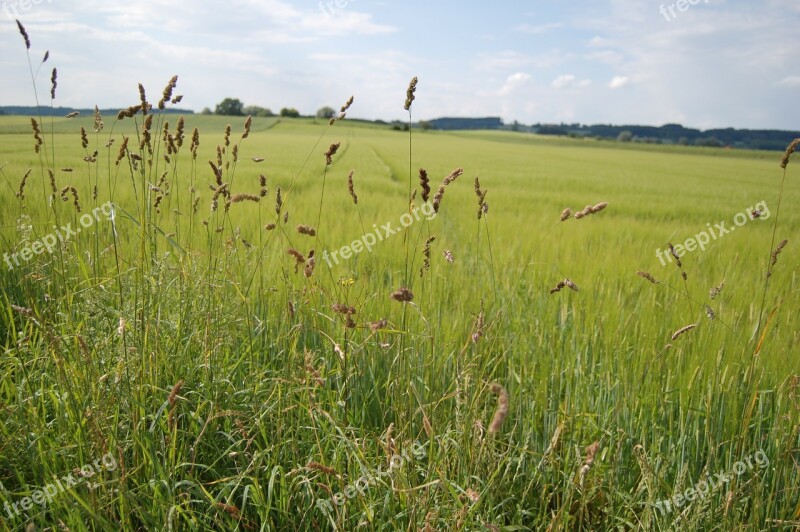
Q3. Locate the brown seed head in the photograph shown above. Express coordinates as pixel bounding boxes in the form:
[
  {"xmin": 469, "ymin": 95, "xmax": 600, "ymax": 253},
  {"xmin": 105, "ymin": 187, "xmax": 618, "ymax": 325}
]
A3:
[
  {"xmin": 230, "ymin": 193, "xmax": 260, "ymax": 203},
  {"xmin": 488, "ymin": 383, "xmax": 509, "ymax": 434},
  {"xmin": 781, "ymin": 138, "xmax": 800, "ymax": 169},
  {"xmin": 50, "ymin": 68, "xmax": 57, "ymax": 99},
  {"xmin": 404, "ymin": 76, "xmax": 418, "ymax": 111},
  {"xmin": 324, "ymin": 142, "xmax": 341, "ymax": 165},
  {"xmin": 419, "ymin": 168, "xmax": 431, "ymax": 202},
  {"xmin": 671, "ymin": 323, "xmax": 697, "ymax": 341},
  {"xmin": 158, "ymin": 75, "xmax": 178, "ymax": 110},
  {"xmin": 347, "ymin": 169, "xmax": 358, "ymax": 204},
  {"xmin": 369, "ymin": 318, "xmax": 388, "ymax": 332},
  {"xmin": 16, "ymin": 20, "xmax": 30, "ymax": 49},
  {"xmin": 390, "ymin": 287, "xmax": 414, "ymax": 302},
  {"xmin": 168, "ymin": 379, "xmax": 183, "ymax": 407},
  {"xmin": 296, "ymin": 224, "xmax": 317, "ymax": 237}
]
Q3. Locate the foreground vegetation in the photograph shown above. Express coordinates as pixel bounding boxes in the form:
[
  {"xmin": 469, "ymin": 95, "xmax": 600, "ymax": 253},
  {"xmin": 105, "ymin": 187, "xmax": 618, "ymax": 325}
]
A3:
[{"xmin": 1, "ymin": 26, "xmax": 799, "ymax": 532}]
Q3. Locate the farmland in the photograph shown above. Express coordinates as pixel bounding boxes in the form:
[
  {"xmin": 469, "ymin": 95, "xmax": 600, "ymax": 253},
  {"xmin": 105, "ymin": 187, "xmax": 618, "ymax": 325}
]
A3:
[{"xmin": 0, "ymin": 106, "xmax": 799, "ymax": 530}]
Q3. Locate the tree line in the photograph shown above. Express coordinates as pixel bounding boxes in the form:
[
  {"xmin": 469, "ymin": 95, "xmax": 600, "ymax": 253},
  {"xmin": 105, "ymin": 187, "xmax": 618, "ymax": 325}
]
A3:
[{"xmin": 204, "ymin": 98, "xmax": 337, "ymax": 120}]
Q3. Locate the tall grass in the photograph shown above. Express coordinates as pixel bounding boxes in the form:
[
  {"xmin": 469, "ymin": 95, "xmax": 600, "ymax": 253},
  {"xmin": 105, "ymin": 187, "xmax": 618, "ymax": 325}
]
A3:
[{"xmin": 0, "ymin": 20, "xmax": 798, "ymax": 531}]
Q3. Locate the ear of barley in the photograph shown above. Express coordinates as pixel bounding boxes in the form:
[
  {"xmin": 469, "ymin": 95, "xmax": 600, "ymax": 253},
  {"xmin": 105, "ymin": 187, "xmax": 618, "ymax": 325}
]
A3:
[{"xmin": 560, "ymin": 208, "xmax": 572, "ymax": 221}]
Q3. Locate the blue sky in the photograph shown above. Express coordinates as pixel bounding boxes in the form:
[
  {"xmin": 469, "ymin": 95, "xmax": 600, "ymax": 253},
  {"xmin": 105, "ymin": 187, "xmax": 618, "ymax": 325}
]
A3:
[{"xmin": 1, "ymin": 0, "xmax": 799, "ymax": 129}]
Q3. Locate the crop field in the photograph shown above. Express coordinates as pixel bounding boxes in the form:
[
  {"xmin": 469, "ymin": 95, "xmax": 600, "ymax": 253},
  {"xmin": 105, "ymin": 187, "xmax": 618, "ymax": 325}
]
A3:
[{"xmin": 0, "ymin": 83, "xmax": 799, "ymax": 530}]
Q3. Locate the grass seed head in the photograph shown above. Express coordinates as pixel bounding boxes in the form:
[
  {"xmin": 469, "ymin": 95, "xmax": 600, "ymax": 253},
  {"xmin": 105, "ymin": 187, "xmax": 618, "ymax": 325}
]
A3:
[
  {"xmin": 390, "ymin": 287, "xmax": 414, "ymax": 302},
  {"xmin": 781, "ymin": 138, "xmax": 800, "ymax": 169},
  {"xmin": 671, "ymin": 323, "xmax": 697, "ymax": 341},
  {"xmin": 347, "ymin": 169, "xmax": 358, "ymax": 204},
  {"xmin": 16, "ymin": 20, "xmax": 30, "ymax": 49},
  {"xmin": 636, "ymin": 271, "xmax": 659, "ymax": 284},
  {"xmin": 296, "ymin": 224, "xmax": 317, "ymax": 237},
  {"xmin": 404, "ymin": 76, "xmax": 418, "ymax": 111},
  {"xmin": 488, "ymin": 383, "xmax": 509, "ymax": 434}
]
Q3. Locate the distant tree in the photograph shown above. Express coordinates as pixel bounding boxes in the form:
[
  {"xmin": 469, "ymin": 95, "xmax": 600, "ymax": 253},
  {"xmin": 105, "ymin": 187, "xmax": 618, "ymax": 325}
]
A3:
[
  {"xmin": 537, "ymin": 125, "xmax": 569, "ymax": 136},
  {"xmin": 678, "ymin": 136, "xmax": 689, "ymax": 145},
  {"xmin": 316, "ymin": 106, "xmax": 336, "ymax": 119},
  {"xmin": 695, "ymin": 137, "xmax": 723, "ymax": 147},
  {"xmin": 511, "ymin": 120, "xmax": 520, "ymax": 132},
  {"xmin": 280, "ymin": 107, "xmax": 300, "ymax": 118},
  {"xmin": 215, "ymin": 98, "xmax": 245, "ymax": 116},
  {"xmin": 617, "ymin": 130, "xmax": 633, "ymax": 142},
  {"xmin": 244, "ymin": 105, "xmax": 274, "ymax": 117},
  {"xmin": 418, "ymin": 120, "xmax": 432, "ymax": 131},
  {"xmin": 200, "ymin": 107, "xmax": 212, "ymax": 115}
]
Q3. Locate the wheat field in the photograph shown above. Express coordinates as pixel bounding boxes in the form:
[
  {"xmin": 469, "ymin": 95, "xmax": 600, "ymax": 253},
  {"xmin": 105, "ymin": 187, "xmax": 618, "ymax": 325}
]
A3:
[{"xmin": 1, "ymin": 25, "xmax": 799, "ymax": 532}]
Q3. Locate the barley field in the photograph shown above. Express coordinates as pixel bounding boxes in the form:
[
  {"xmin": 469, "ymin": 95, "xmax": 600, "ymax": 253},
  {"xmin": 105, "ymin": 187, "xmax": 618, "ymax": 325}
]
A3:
[{"xmin": 1, "ymin": 36, "xmax": 800, "ymax": 532}]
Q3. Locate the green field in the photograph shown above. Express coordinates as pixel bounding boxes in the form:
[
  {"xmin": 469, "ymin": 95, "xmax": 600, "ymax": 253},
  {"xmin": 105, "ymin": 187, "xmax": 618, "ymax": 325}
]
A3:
[{"xmin": 0, "ymin": 106, "xmax": 798, "ymax": 530}]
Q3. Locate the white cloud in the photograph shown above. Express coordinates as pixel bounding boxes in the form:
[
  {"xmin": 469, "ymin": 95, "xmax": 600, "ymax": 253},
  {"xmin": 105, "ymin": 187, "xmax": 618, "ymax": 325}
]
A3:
[
  {"xmin": 552, "ymin": 75, "xmax": 590, "ymax": 89},
  {"xmin": 609, "ymin": 76, "xmax": 629, "ymax": 89},
  {"xmin": 777, "ymin": 76, "xmax": 800, "ymax": 87},
  {"xmin": 498, "ymin": 72, "xmax": 531, "ymax": 95}
]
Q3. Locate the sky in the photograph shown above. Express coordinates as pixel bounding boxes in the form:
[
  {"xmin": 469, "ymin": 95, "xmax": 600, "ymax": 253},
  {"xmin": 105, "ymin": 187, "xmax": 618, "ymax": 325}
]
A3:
[{"xmin": 1, "ymin": 0, "xmax": 799, "ymax": 130}]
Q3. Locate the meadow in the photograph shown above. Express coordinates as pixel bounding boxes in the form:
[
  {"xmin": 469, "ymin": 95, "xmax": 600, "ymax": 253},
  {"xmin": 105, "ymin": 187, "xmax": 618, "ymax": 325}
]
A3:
[{"xmin": 0, "ymin": 69, "xmax": 799, "ymax": 530}]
